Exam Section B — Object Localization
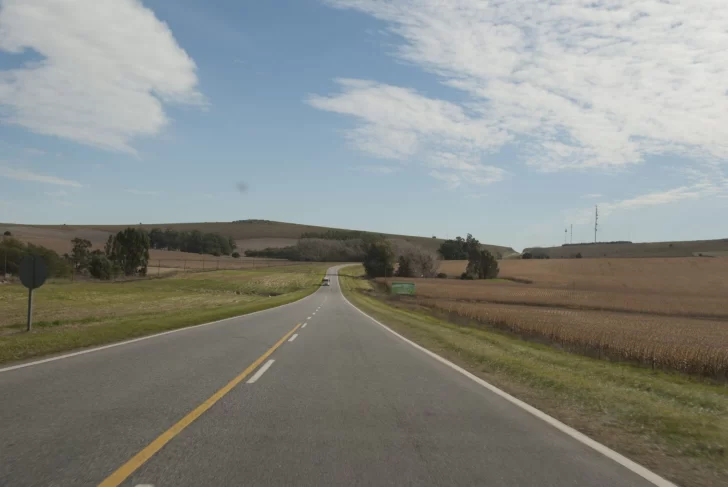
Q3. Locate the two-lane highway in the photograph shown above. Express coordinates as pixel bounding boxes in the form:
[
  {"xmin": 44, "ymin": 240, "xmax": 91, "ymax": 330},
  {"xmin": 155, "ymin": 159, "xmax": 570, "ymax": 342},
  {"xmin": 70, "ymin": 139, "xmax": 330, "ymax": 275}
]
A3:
[{"xmin": 1, "ymin": 266, "xmax": 668, "ymax": 486}]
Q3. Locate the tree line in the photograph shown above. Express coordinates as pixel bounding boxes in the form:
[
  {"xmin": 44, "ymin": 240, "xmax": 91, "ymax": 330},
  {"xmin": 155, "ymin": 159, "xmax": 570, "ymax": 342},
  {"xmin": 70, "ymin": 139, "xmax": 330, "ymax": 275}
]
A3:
[
  {"xmin": 1, "ymin": 236, "xmax": 72, "ymax": 278},
  {"xmin": 148, "ymin": 228, "xmax": 236, "ymax": 256},
  {"xmin": 67, "ymin": 228, "xmax": 151, "ymax": 279},
  {"xmin": 363, "ymin": 234, "xmax": 498, "ymax": 280}
]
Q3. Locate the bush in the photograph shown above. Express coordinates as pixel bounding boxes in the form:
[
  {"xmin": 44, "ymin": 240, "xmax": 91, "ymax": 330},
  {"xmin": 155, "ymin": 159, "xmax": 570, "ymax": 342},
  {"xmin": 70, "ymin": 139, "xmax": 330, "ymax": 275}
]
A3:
[
  {"xmin": 3, "ymin": 230, "xmax": 11, "ymax": 236},
  {"xmin": 521, "ymin": 252, "xmax": 532, "ymax": 259},
  {"xmin": 460, "ymin": 272, "xmax": 474, "ymax": 280},
  {"xmin": 436, "ymin": 272, "xmax": 447, "ymax": 279},
  {"xmin": 88, "ymin": 254, "xmax": 116, "ymax": 280},
  {"xmin": 231, "ymin": 251, "xmax": 240, "ymax": 258}
]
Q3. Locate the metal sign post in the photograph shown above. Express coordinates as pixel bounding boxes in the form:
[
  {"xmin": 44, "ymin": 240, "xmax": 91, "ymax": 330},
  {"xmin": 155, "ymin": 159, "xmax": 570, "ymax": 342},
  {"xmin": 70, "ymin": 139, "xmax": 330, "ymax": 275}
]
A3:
[{"xmin": 19, "ymin": 256, "xmax": 48, "ymax": 332}]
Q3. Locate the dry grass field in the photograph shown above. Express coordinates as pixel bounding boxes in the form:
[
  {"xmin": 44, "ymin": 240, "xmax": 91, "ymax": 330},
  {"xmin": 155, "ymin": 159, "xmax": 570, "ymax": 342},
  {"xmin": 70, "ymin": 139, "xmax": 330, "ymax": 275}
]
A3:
[{"xmin": 398, "ymin": 257, "xmax": 728, "ymax": 378}]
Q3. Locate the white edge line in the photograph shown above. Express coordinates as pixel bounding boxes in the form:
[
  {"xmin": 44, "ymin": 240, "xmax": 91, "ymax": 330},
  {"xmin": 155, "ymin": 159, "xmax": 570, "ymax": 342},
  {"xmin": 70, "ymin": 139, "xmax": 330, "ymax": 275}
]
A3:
[
  {"xmin": 336, "ymin": 272, "xmax": 677, "ymax": 487},
  {"xmin": 288, "ymin": 334, "xmax": 298, "ymax": 342},
  {"xmin": 247, "ymin": 359, "xmax": 275, "ymax": 384},
  {"xmin": 0, "ymin": 283, "xmax": 324, "ymax": 374}
]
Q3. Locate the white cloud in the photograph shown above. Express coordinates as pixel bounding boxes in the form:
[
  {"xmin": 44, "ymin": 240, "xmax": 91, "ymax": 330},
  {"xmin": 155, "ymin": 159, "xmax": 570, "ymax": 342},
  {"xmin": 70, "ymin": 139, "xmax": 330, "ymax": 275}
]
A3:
[
  {"xmin": 319, "ymin": 0, "xmax": 728, "ymax": 171},
  {"xmin": 582, "ymin": 193, "xmax": 603, "ymax": 199},
  {"xmin": 24, "ymin": 148, "xmax": 46, "ymax": 156},
  {"xmin": 44, "ymin": 190, "xmax": 68, "ymax": 197},
  {"xmin": 0, "ymin": 0, "xmax": 204, "ymax": 153},
  {"xmin": 307, "ymin": 79, "xmax": 508, "ymax": 187},
  {"xmin": 125, "ymin": 189, "xmax": 158, "ymax": 196},
  {"xmin": 0, "ymin": 164, "xmax": 82, "ymax": 187}
]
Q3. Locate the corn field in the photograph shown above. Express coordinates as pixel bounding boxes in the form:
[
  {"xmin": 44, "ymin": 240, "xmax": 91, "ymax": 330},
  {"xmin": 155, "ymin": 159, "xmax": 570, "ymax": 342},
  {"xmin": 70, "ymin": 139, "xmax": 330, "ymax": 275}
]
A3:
[{"xmin": 388, "ymin": 257, "xmax": 728, "ymax": 379}]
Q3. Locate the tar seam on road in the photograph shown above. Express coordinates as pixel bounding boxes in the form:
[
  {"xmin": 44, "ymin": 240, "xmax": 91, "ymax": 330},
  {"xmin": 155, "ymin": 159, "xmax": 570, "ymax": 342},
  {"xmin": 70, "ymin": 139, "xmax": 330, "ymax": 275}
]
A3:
[
  {"xmin": 97, "ymin": 322, "xmax": 302, "ymax": 487},
  {"xmin": 0, "ymin": 290, "xmax": 322, "ymax": 374},
  {"xmin": 336, "ymin": 271, "xmax": 677, "ymax": 487},
  {"xmin": 288, "ymin": 333, "xmax": 299, "ymax": 342},
  {"xmin": 247, "ymin": 359, "xmax": 275, "ymax": 384}
]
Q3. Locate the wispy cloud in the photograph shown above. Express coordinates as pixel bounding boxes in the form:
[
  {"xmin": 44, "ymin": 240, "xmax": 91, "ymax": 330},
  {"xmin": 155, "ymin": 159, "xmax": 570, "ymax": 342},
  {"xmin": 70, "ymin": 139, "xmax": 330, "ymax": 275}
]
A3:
[
  {"xmin": 24, "ymin": 148, "xmax": 46, "ymax": 156},
  {"xmin": 568, "ymin": 180, "xmax": 724, "ymax": 224},
  {"xmin": 0, "ymin": 0, "xmax": 205, "ymax": 153},
  {"xmin": 318, "ymin": 0, "xmax": 728, "ymax": 172},
  {"xmin": 0, "ymin": 165, "xmax": 82, "ymax": 187},
  {"xmin": 124, "ymin": 189, "xmax": 158, "ymax": 196},
  {"xmin": 44, "ymin": 190, "xmax": 68, "ymax": 197},
  {"xmin": 307, "ymin": 79, "xmax": 508, "ymax": 187},
  {"xmin": 582, "ymin": 193, "xmax": 603, "ymax": 199}
]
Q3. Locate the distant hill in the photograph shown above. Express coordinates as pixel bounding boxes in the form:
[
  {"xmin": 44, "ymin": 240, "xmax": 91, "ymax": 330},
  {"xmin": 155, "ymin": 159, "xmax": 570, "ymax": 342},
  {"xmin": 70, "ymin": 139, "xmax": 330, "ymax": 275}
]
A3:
[
  {"xmin": 524, "ymin": 238, "xmax": 728, "ymax": 259},
  {"xmin": 1, "ymin": 220, "xmax": 516, "ymax": 258}
]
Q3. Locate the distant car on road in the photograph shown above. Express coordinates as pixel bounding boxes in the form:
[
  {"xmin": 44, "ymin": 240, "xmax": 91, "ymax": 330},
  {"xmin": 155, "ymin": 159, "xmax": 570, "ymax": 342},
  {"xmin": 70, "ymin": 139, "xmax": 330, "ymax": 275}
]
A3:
[{"xmin": 322, "ymin": 277, "xmax": 330, "ymax": 286}]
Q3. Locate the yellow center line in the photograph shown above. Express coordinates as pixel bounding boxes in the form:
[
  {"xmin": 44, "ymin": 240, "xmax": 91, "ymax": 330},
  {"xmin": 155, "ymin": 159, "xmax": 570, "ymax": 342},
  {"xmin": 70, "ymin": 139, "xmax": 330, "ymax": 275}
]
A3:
[{"xmin": 98, "ymin": 322, "xmax": 302, "ymax": 487}]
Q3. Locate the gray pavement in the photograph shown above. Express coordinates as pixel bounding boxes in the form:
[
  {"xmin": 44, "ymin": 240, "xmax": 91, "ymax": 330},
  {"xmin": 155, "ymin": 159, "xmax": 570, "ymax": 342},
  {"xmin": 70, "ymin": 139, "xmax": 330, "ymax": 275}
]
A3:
[{"xmin": 0, "ymin": 266, "xmax": 657, "ymax": 486}]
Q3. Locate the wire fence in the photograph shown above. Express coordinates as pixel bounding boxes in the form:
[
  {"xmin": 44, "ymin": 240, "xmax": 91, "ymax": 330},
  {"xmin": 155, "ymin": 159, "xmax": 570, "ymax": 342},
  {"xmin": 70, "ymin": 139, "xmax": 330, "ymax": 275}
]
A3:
[
  {"xmin": 146, "ymin": 258, "xmax": 309, "ymax": 275},
  {"xmin": 0, "ymin": 251, "xmax": 314, "ymax": 283}
]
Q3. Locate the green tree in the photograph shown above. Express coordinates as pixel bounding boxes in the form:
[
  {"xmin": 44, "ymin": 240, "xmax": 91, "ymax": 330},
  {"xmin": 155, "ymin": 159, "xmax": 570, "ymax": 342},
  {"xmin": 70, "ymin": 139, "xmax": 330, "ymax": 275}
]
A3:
[
  {"xmin": 465, "ymin": 248, "xmax": 499, "ymax": 280},
  {"xmin": 112, "ymin": 228, "xmax": 150, "ymax": 276},
  {"xmin": 148, "ymin": 228, "xmax": 165, "ymax": 249},
  {"xmin": 363, "ymin": 239, "xmax": 395, "ymax": 278},
  {"xmin": 395, "ymin": 255, "xmax": 413, "ymax": 277},
  {"xmin": 70, "ymin": 237, "xmax": 92, "ymax": 272},
  {"xmin": 3, "ymin": 230, "xmax": 11, "ymax": 236},
  {"xmin": 438, "ymin": 236, "xmax": 468, "ymax": 260},
  {"xmin": 164, "ymin": 229, "xmax": 180, "ymax": 250}
]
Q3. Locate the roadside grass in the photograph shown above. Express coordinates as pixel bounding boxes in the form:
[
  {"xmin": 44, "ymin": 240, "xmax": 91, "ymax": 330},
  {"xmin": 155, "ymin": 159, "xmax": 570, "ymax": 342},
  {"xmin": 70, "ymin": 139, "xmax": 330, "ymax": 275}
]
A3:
[
  {"xmin": 339, "ymin": 265, "xmax": 728, "ymax": 487},
  {"xmin": 0, "ymin": 265, "xmax": 327, "ymax": 364}
]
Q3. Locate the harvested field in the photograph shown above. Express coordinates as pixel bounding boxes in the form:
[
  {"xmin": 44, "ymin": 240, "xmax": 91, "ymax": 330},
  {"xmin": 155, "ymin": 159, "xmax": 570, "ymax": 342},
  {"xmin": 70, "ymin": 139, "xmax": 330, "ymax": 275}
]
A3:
[{"xmin": 400, "ymin": 257, "xmax": 728, "ymax": 378}]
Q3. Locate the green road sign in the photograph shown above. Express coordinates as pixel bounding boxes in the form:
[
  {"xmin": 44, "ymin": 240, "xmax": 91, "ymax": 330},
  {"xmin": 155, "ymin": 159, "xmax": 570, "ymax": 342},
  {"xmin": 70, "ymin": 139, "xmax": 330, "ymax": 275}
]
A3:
[{"xmin": 391, "ymin": 282, "xmax": 415, "ymax": 295}]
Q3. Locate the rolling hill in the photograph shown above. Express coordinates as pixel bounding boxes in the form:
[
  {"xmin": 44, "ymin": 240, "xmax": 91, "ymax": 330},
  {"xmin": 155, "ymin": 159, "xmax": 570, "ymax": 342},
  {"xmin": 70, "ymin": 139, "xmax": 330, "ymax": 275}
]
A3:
[
  {"xmin": 524, "ymin": 238, "xmax": 728, "ymax": 259},
  {"xmin": 1, "ymin": 220, "xmax": 517, "ymax": 258}
]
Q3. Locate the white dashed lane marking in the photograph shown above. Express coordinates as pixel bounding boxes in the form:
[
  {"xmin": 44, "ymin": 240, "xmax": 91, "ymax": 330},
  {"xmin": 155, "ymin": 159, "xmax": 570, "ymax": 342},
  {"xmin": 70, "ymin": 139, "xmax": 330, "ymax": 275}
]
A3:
[
  {"xmin": 288, "ymin": 334, "xmax": 299, "ymax": 342},
  {"xmin": 302, "ymin": 323, "xmax": 307, "ymax": 328},
  {"xmin": 247, "ymin": 360, "xmax": 275, "ymax": 384}
]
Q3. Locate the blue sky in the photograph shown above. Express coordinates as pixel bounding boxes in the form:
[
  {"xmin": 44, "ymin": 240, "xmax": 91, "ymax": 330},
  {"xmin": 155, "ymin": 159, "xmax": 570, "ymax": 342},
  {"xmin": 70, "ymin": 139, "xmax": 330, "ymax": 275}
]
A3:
[{"xmin": 1, "ymin": 0, "xmax": 728, "ymax": 251}]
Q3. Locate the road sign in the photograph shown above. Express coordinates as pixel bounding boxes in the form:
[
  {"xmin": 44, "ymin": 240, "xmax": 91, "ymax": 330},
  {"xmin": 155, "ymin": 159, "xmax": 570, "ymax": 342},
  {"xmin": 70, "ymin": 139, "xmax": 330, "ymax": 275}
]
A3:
[
  {"xmin": 20, "ymin": 255, "xmax": 48, "ymax": 290},
  {"xmin": 19, "ymin": 255, "xmax": 48, "ymax": 332},
  {"xmin": 391, "ymin": 282, "xmax": 415, "ymax": 295}
]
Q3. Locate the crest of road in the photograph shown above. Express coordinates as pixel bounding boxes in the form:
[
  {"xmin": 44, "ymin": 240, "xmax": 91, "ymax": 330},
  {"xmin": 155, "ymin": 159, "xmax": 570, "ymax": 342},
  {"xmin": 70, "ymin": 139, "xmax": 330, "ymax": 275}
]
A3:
[{"xmin": 0, "ymin": 266, "xmax": 670, "ymax": 487}]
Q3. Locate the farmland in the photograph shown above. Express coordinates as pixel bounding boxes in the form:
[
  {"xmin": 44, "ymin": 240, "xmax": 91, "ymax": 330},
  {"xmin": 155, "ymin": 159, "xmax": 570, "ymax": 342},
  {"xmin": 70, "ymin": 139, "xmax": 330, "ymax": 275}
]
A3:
[
  {"xmin": 399, "ymin": 258, "xmax": 728, "ymax": 378},
  {"xmin": 0, "ymin": 264, "xmax": 327, "ymax": 364}
]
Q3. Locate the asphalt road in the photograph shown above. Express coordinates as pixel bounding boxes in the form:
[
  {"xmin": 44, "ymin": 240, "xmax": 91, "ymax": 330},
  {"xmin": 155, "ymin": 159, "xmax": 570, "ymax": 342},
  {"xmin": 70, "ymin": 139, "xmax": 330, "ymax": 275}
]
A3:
[{"xmin": 0, "ymin": 266, "xmax": 662, "ymax": 487}]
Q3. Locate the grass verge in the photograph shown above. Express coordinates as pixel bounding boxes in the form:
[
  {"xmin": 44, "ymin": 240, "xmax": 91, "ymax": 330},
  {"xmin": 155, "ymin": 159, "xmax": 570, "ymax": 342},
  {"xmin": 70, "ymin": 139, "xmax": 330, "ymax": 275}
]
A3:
[
  {"xmin": 339, "ymin": 265, "xmax": 728, "ymax": 487},
  {"xmin": 0, "ymin": 265, "xmax": 327, "ymax": 364}
]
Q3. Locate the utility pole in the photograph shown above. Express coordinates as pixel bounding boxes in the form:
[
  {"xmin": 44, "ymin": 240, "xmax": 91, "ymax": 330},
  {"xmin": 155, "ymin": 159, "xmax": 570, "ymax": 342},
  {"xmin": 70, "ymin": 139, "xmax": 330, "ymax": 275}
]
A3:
[
  {"xmin": 570, "ymin": 224, "xmax": 573, "ymax": 244},
  {"xmin": 564, "ymin": 228, "xmax": 568, "ymax": 244},
  {"xmin": 594, "ymin": 205, "xmax": 599, "ymax": 243}
]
